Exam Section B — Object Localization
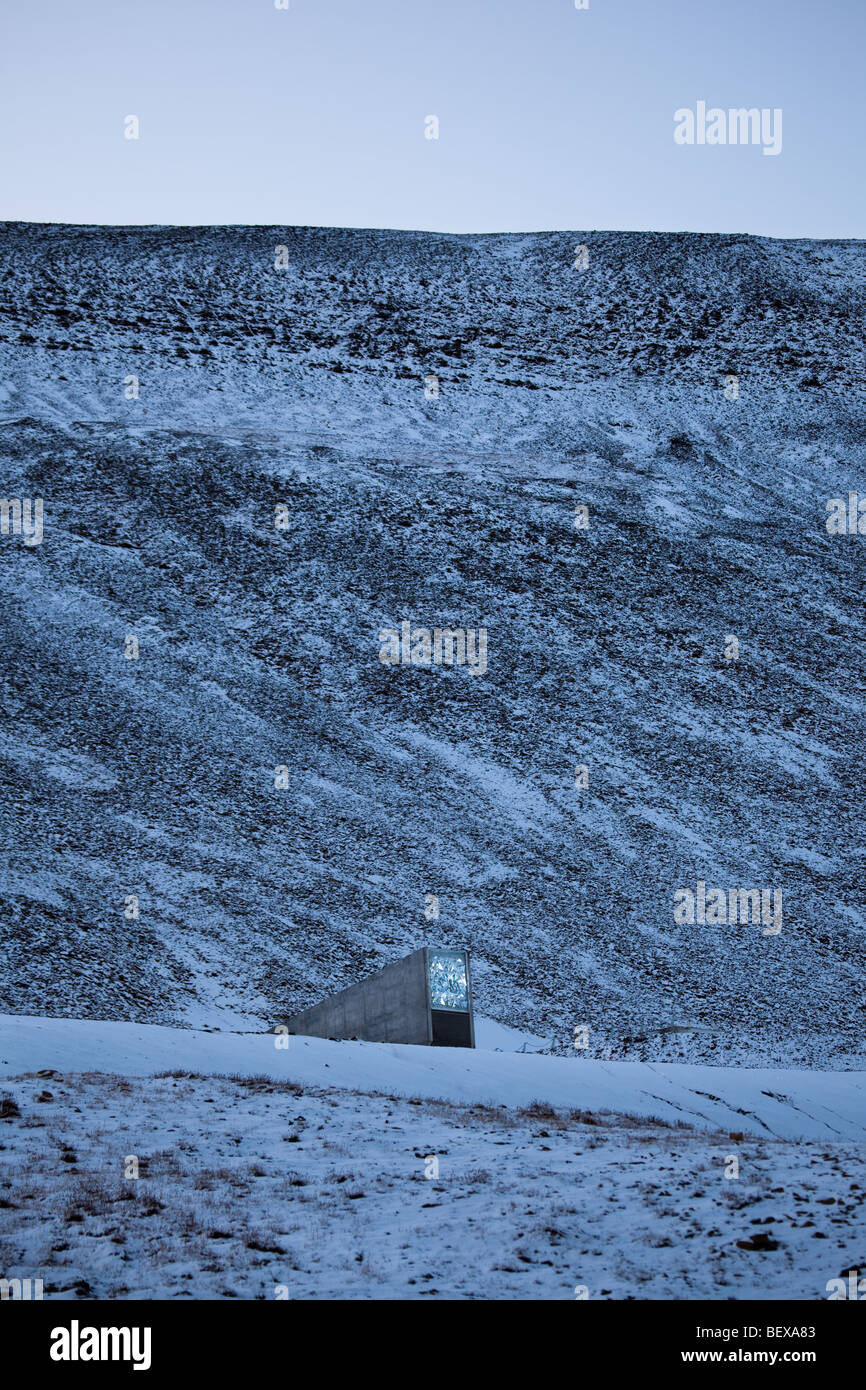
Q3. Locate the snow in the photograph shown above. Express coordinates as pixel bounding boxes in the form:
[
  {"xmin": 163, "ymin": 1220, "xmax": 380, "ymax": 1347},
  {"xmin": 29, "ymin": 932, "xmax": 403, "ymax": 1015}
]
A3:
[
  {"xmin": 1, "ymin": 1015, "xmax": 864, "ymax": 1301},
  {"xmin": 1, "ymin": 221, "xmax": 865, "ymax": 1297},
  {"xmin": 0, "ymin": 1014, "xmax": 863, "ymax": 1143}
]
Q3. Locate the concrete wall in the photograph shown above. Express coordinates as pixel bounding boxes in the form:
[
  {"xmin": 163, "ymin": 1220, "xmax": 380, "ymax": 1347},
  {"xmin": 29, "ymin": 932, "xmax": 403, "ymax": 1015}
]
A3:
[{"xmin": 284, "ymin": 947, "xmax": 432, "ymax": 1045}]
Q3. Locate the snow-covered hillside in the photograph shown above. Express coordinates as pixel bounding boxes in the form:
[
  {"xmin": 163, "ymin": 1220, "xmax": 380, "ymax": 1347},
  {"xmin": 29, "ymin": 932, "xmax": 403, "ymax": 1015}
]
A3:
[
  {"xmin": 2, "ymin": 1014, "xmax": 865, "ymax": 1140},
  {"xmin": 0, "ymin": 224, "xmax": 864, "ymax": 1065},
  {"xmin": 1, "ymin": 1016, "xmax": 864, "ymax": 1301}
]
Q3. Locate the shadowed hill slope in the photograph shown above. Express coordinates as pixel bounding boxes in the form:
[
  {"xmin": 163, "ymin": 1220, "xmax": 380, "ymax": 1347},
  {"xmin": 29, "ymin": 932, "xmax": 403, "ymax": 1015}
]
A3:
[{"xmin": 0, "ymin": 224, "xmax": 864, "ymax": 1065}]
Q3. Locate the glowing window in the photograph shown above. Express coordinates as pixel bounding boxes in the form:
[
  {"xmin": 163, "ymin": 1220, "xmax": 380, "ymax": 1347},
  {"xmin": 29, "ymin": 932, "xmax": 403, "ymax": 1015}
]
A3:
[{"xmin": 428, "ymin": 950, "xmax": 469, "ymax": 1012}]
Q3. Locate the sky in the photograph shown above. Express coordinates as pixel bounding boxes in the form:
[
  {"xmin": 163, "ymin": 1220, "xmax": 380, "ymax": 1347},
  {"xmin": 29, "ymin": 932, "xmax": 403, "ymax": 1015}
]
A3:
[{"xmin": 0, "ymin": 0, "xmax": 863, "ymax": 237}]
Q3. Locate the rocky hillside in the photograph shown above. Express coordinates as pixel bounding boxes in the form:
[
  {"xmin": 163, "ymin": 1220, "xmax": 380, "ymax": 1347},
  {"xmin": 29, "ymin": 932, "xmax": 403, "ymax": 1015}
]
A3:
[{"xmin": 0, "ymin": 223, "xmax": 864, "ymax": 1065}]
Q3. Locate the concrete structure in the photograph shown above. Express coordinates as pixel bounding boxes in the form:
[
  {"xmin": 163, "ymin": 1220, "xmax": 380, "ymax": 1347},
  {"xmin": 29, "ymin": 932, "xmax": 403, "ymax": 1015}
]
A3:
[{"xmin": 284, "ymin": 947, "xmax": 474, "ymax": 1048}]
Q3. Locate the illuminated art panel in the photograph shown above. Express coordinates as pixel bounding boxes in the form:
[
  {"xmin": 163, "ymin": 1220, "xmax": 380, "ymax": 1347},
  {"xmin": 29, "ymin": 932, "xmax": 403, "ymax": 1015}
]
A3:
[{"xmin": 427, "ymin": 949, "xmax": 469, "ymax": 1012}]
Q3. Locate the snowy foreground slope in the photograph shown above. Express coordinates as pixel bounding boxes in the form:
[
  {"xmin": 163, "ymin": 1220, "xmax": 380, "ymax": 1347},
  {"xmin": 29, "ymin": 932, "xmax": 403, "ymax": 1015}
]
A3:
[
  {"xmin": 1, "ymin": 1017, "xmax": 864, "ymax": 1300},
  {"xmin": 1, "ymin": 1014, "xmax": 865, "ymax": 1141},
  {"xmin": 0, "ymin": 224, "xmax": 865, "ymax": 1065}
]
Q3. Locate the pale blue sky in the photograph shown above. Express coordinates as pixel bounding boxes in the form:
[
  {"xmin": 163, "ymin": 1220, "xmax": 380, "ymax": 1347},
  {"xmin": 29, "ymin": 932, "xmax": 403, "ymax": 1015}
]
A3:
[{"xmin": 1, "ymin": 0, "xmax": 863, "ymax": 236}]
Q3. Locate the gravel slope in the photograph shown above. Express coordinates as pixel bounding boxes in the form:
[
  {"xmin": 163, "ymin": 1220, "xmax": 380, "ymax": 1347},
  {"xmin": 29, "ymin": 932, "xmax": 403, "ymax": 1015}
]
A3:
[{"xmin": 0, "ymin": 224, "xmax": 864, "ymax": 1065}]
